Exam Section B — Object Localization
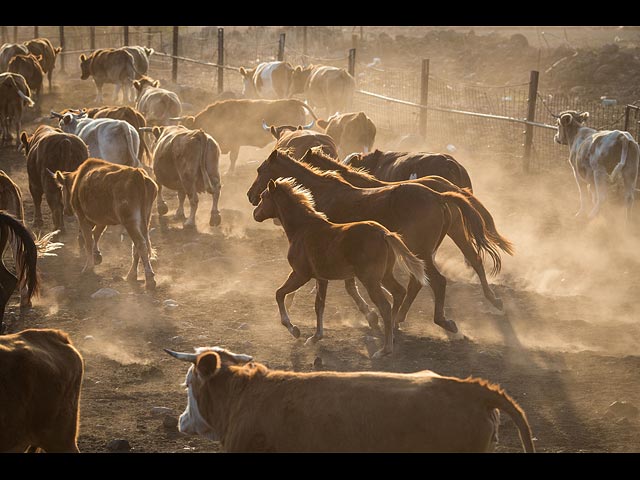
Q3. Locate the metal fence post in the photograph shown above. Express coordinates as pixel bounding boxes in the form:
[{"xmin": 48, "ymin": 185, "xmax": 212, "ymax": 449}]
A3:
[
  {"xmin": 348, "ymin": 48, "xmax": 356, "ymax": 78},
  {"xmin": 90, "ymin": 26, "xmax": 96, "ymax": 50},
  {"xmin": 303, "ymin": 26, "xmax": 308, "ymax": 65},
  {"xmin": 352, "ymin": 33, "xmax": 358, "ymax": 50},
  {"xmin": 217, "ymin": 27, "xmax": 224, "ymax": 94},
  {"xmin": 13, "ymin": 26, "xmax": 17, "ymax": 43},
  {"xmin": 523, "ymin": 70, "xmax": 539, "ymax": 173},
  {"xmin": 1, "ymin": 26, "xmax": 7, "ymax": 43},
  {"xmin": 419, "ymin": 58, "xmax": 430, "ymax": 138},
  {"xmin": 278, "ymin": 33, "xmax": 286, "ymax": 61},
  {"xmin": 172, "ymin": 26, "xmax": 179, "ymax": 83},
  {"xmin": 34, "ymin": 26, "xmax": 39, "ymax": 38},
  {"xmin": 123, "ymin": 26, "xmax": 129, "ymax": 45},
  {"xmin": 624, "ymin": 104, "xmax": 631, "ymax": 132},
  {"xmin": 59, "ymin": 26, "xmax": 65, "ymax": 72}
]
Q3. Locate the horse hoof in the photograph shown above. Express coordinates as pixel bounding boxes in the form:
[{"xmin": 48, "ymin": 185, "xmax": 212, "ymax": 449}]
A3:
[
  {"xmin": 158, "ymin": 203, "xmax": 169, "ymax": 215},
  {"xmin": 366, "ymin": 311, "xmax": 379, "ymax": 329},
  {"xmin": 435, "ymin": 319, "xmax": 458, "ymax": 334},
  {"xmin": 371, "ymin": 348, "xmax": 392, "ymax": 359},
  {"xmin": 93, "ymin": 252, "xmax": 103, "ymax": 265},
  {"xmin": 291, "ymin": 325, "xmax": 301, "ymax": 339},
  {"xmin": 305, "ymin": 335, "xmax": 321, "ymax": 346}
]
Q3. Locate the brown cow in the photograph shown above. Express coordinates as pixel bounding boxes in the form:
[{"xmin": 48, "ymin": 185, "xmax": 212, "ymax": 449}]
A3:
[
  {"xmin": 79, "ymin": 48, "xmax": 137, "ymax": 103},
  {"xmin": 24, "ymin": 38, "xmax": 62, "ymax": 93},
  {"xmin": 317, "ymin": 111, "xmax": 376, "ymax": 157},
  {"xmin": 0, "ymin": 73, "xmax": 34, "ymax": 147},
  {"xmin": 291, "ymin": 64, "xmax": 356, "ymax": 116},
  {"xmin": 0, "ymin": 328, "xmax": 83, "ymax": 452},
  {"xmin": 133, "ymin": 76, "xmax": 181, "ymax": 126},
  {"xmin": 344, "ymin": 149, "xmax": 474, "ymax": 191},
  {"xmin": 53, "ymin": 158, "xmax": 158, "ymax": 290},
  {"xmin": 152, "ymin": 125, "xmax": 222, "ymax": 228},
  {"xmin": 121, "ymin": 46, "xmax": 153, "ymax": 79},
  {"xmin": 8, "ymin": 54, "xmax": 44, "ymax": 109},
  {"xmin": 265, "ymin": 122, "xmax": 338, "ymax": 160},
  {"xmin": 21, "ymin": 125, "xmax": 89, "ymax": 231},
  {"xmin": 239, "ymin": 61, "xmax": 294, "ymax": 99},
  {"xmin": 175, "ymin": 98, "xmax": 319, "ymax": 174},
  {"xmin": 166, "ymin": 346, "xmax": 535, "ymax": 453},
  {"xmin": 0, "ymin": 43, "xmax": 29, "ymax": 71}
]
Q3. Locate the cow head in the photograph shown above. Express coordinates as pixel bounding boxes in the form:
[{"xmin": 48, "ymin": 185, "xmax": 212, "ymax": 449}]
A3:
[
  {"xmin": 290, "ymin": 65, "xmax": 314, "ymax": 95},
  {"xmin": 79, "ymin": 54, "xmax": 91, "ymax": 80},
  {"xmin": 554, "ymin": 110, "xmax": 589, "ymax": 146},
  {"xmin": 165, "ymin": 347, "xmax": 253, "ymax": 441},
  {"xmin": 51, "ymin": 110, "xmax": 85, "ymax": 133},
  {"xmin": 253, "ymin": 179, "xmax": 279, "ymax": 222},
  {"xmin": 172, "ymin": 115, "xmax": 196, "ymax": 129},
  {"xmin": 247, "ymin": 149, "xmax": 292, "ymax": 206},
  {"xmin": 239, "ymin": 66, "xmax": 257, "ymax": 97},
  {"xmin": 52, "ymin": 170, "xmax": 74, "ymax": 216}
]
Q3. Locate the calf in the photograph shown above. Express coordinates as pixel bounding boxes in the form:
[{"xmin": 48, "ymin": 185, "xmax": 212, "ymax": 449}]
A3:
[
  {"xmin": 291, "ymin": 64, "xmax": 356, "ymax": 116},
  {"xmin": 7, "ymin": 53, "xmax": 45, "ymax": 109},
  {"xmin": 317, "ymin": 111, "xmax": 376, "ymax": 157},
  {"xmin": 152, "ymin": 125, "xmax": 222, "ymax": 228},
  {"xmin": 554, "ymin": 110, "xmax": 640, "ymax": 220},
  {"xmin": 0, "ymin": 73, "xmax": 34, "ymax": 147},
  {"xmin": 133, "ymin": 76, "xmax": 181, "ymax": 126},
  {"xmin": 21, "ymin": 125, "xmax": 89, "ymax": 231},
  {"xmin": 53, "ymin": 158, "xmax": 158, "ymax": 290},
  {"xmin": 239, "ymin": 61, "xmax": 294, "ymax": 99},
  {"xmin": 79, "ymin": 48, "xmax": 137, "ymax": 103},
  {"xmin": 0, "ymin": 329, "xmax": 83, "ymax": 452},
  {"xmin": 51, "ymin": 110, "xmax": 143, "ymax": 168},
  {"xmin": 166, "ymin": 346, "xmax": 535, "ymax": 453},
  {"xmin": 24, "ymin": 37, "xmax": 62, "ymax": 93},
  {"xmin": 344, "ymin": 149, "xmax": 474, "ymax": 191},
  {"xmin": 265, "ymin": 122, "xmax": 338, "ymax": 159}
]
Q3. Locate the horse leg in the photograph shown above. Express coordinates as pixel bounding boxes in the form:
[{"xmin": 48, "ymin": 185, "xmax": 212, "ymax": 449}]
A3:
[
  {"xmin": 361, "ymin": 279, "xmax": 394, "ymax": 358},
  {"xmin": 174, "ymin": 190, "xmax": 186, "ymax": 221},
  {"xmin": 424, "ymin": 258, "xmax": 457, "ymax": 333},
  {"xmin": 588, "ymin": 168, "xmax": 609, "ymax": 219},
  {"xmin": 344, "ymin": 278, "xmax": 379, "ymax": 329},
  {"xmin": 306, "ymin": 279, "xmax": 328, "ymax": 345},
  {"xmin": 275, "ymin": 270, "xmax": 310, "ymax": 339},
  {"xmin": 395, "ymin": 275, "xmax": 423, "ymax": 325},
  {"xmin": 448, "ymin": 223, "xmax": 503, "ymax": 309},
  {"xmin": 381, "ymin": 268, "xmax": 407, "ymax": 330}
]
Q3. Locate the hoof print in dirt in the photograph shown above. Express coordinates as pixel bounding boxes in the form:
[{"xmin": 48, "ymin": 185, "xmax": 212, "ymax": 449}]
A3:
[
  {"xmin": 107, "ymin": 439, "xmax": 131, "ymax": 452},
  {"xmin": 163, "ymin": 415, "xmax": 179, "ymax": 430}
]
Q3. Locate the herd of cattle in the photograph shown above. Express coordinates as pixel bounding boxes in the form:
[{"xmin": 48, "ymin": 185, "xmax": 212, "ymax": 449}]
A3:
[{"xmin": 0, "ymin": 34, "xmax": 637, "ymax": 453}]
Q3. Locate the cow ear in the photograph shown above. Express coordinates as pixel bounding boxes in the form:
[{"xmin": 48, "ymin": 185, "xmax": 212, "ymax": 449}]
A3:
[
  {"xmin": 239, "ymin": 67, "xmax": 247, "ymax": 76},
  {"xmin": 79, "ymin": 54, "xmax": 86, "ymax": 62},
  {"xmin": 269, "ymin": 125, "xmax": 279, "ymax": 139},
  {"xmin": 196, "ymin": 351, "xmax": 220, "ymax": 377},
  {"xmin": 294, "ymin": 66, "xmax": 302, "ymax": 73},
  {"xmin": 152, "ymin": 126, "xmax": 163, "ymax": 139},
  {"xmin": 317, "ymin": 119, "xmax": 328, "ymax": 129},
  {"xmin": 20, "ymin": 131, "xmax": 29, "ymax": 149},
  {"xmin": 53, "ymin": 171, "xmax": 65, "ymax": 187},
  {"xmin": 153, "ymin": 80, "xmax": 160, "ymax": 88},
  {"xmin": 133, "ymin": 80, "xmax": 141, "ymax": 90},
  {"xmin": 579, "ymin": 112, "xmax": 589, "ymax": 123},
  {"xmin": 267, "ymin": 179, "xmax": 276, "ymax": 192},
  {"xmin": 560, "ymin": 113, "xmax": 572, "ymax": 126}
]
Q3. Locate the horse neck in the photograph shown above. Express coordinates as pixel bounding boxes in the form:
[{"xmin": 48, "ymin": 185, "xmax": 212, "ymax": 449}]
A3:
[{"xmin": 273, "ymin": 190, "xmax": 326, "ymax": 243}]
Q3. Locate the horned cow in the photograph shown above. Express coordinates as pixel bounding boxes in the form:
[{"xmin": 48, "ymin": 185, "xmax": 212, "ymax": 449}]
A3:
[
  {"xmin": 7, "ymin": 54, "xmax": 44, "ymax": 109},
  {"xmin": 317, "ymin": 111, "xmax": 376, "ymax": 157},
  {"xmin": 265, "ymin": 121, "xmax": 338, "ymax": 160}
]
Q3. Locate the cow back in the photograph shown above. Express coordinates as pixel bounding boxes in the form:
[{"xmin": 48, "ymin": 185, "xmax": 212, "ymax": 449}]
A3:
[
  {"xmin": 24, "ymin": 38, "xmax": 59, "ymax": 74},
  {"xmin": 0, "ymin": 43, "xmax": 29, "ymax": 71}
]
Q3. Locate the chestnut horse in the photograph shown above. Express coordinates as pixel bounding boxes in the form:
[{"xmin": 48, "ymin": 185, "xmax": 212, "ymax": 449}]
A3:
[
  {"xmin": 298, "ymin": 148, "xmax": 513, "ymax": 316},
  {"xmin": 248, "ymin": 149, "xmax": 502, "ymax": 334},
  {"xmin": 253, "ymin": 177, "xmax": 427, "ymax": 357}
]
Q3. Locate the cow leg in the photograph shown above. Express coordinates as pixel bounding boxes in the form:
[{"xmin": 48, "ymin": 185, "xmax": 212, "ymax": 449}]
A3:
[
  {"xmin": 361, "ymin": 279, "xmax": 394, "ymax": 359},
  {"xmin": 622, "ymin": 164, "xmax": 638, "ymax": 223},
  {"xmin": 209, "ymin": 182, "xmax": 221, "ymax": 227},
  {"xmin": 276, "ymin": 270, "xmax": 310, "ymax": 339},
  {"xmin": 344, "ymin": 278, "xmax": 379, "ymax": 329},
  {"xmin": 113, "ymin": 83, "xmax": 121, "ymax": 104},
  {"xmin": 571, "ymin": 165, "xmax": 588, "ymax": 217},
  {"xmin": 156, "ymin": 184, "xmax": 169, "ymax": 216},
  {"xmin": 184, "ymin": 189, "xmax": 199, "ymax": 229},
  {"xmin": 306, "ymin": 279, "xmax": 328, "ymax": 345},
  {"xmin": 91, "ymin": 225, "xmax": 107, "ymax": 265},
  {"xmin": 126, "ymin": 227, "xmax": 156, "ymax": 290},
  {"xmin": 174, "ymin": 190, "xmax": 186, "ymax": 221},
  {"xmin": 78, "ymin": 218, "xmax": 96, "ymax": 273},
  {"xmin": 126, "ymin": 242, "xmax": 140, "ymax": 283},
  {"xmin": 31, "ymin": 185, "xmax": 44, "ymax": 228},
  {"xmin": 589, "ymin": 169, "xmax": 609, "ymax": 219},
  {"xmin": 94, "ymin": 80, "xmax": 103, "ymax": 103},
  {"xmin": 227, "ymin": 147, "xmax": 239, "ymax": 175}
]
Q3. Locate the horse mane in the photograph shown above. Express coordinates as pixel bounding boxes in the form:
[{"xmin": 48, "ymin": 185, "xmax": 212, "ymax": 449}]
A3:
[
  {"xmin": 304, "ymin": 147, "xmax": 378, "ymax": 182},
  {"xmin": 274, "ymin": 177, "xmax": 328, "ymax": 221},
  {"xmin": 273, "ymin": 149, "xmax": 351, "ymax": 185}
]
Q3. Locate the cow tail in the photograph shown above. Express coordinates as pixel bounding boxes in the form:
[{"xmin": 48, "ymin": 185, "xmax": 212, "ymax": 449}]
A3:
[
  {"xmin": 137, "ymin": 169, "xmax": 157, "ymax": 260},
  {"xmin": 466, "ymin": 378, "xmax": 535, "ymax": 453},
  {"xmin": 1, "ymin": 211, "xmax": 39, "ymax": 304},
  {"xmin": 384, "ymin": 232, "xmax": 428, "ymax": 286},
  {"xmin": 610, "ymin": 134, "xmax": 629, "ymax": 183},
  {"xmin": 139, "ymin": 130, "xmax": 151, "ymax": 166},
  {"xmin": 292, "ymin": 99, "xmax": 319, "ymax": 121},
  {"xmin": 125, "ymin": 125, "xmax": 142, "ymax": 169},
  {"xmin": 439, "ymin": 191, "xmax": 503, "ymax": 276}
]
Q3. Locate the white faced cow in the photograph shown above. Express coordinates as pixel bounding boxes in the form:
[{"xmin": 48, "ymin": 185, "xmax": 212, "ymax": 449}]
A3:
[
  {"xmin": 554, "ymin": 110, "xmax": 640, "ymax": 221},
  {"xmin": 239, "ymin": 61, "xmax": 294, "ymax": 99},
  {"xmin": 51, "ymin": 110, "xmax": 143, "ymax": 169}
]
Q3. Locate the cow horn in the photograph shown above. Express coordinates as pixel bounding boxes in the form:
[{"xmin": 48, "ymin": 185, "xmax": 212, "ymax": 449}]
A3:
[
  {"xmin": 342, "ymin": 152, "xmax": 360, "ymax": 165},
  {"xmin": 164, "ymin": 348, "xmax": 198, "ymax": 363},
  {"xmin": 302, "ymin": 120, "xmax": 315, "ymax": 130},
  {"xmin": 46, "ymin": 168, "xmax": 57, "ymax": 178},
  {"xmin": 50, "ymin": 110, "xmax": 64, "ymax": 119},
  {"xmin": 139, "ymin": 127, "xmax": 154, "ymax": 132},
  {"xmin": 262, "ymin": 119, "xmax": 270, "ymax": 131},
  {"xmin": 169, "ymin": 116, "xmax": 185, "ymax": 122},
  {"xmin": 550, "ymin": 112, "xmax": 560, "ymax": 119}
]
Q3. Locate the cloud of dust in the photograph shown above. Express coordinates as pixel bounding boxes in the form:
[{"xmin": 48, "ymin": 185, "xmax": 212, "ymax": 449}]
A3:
[{"xmin": 80, "ymin": 337, "xmax": 148, "ymax": 365}]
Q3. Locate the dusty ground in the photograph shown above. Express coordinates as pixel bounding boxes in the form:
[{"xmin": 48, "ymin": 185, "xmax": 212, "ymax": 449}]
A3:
[{"xmin": 1, "ymin": 69, "xmax": 639, "ymax": 454}]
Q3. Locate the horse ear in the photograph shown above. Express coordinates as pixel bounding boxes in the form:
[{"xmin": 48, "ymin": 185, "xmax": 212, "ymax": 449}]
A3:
[{"xmin": 267, "ymin": 179, "xmax": 276, "ymax": 192}]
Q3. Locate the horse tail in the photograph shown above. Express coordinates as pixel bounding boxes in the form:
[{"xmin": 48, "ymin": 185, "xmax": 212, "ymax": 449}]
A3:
[
  {"xmin": 460, "ymin": 188, "xmax": 514, "ymax": 257},
  {"xmin": 439, "ymin": 191, "xmax": 504, "ymax": 276},
  {"xmin": 384, "ymin": 232, "xmax": 428, "ymax": 286}
]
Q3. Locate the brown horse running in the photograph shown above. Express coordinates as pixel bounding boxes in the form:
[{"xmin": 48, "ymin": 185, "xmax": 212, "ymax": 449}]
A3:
[
  {"xmin": 298, "ymin": 148, "xmax": 513, "ymax": 319},
  {"xmin": 248, "ymin": 149, "xmax": 503, "ymax": 334},
  {"xmin": 0, "ymin": 211, "xmax": 38, "ymax": 333},
  {"xmin": 253, "ymin": 177, "xmax": 427, "ymax": 357}
]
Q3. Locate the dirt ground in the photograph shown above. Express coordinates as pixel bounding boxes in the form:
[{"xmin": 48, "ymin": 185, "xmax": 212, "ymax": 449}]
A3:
[{"xmin": 2, "ymin": 67, "xmax": 639, "ymax": 454}]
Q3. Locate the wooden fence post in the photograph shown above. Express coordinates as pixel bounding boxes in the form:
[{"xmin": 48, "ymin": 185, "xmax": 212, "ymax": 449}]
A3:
[
  {"xmin": 90, "ymin": 26, "xmax": 96, "ymax": 49},
  {"xmin": 523, "ymin": 70, "xmax": 539, "ymax": 173},
  {"xmin": 217, "ymin": 27, "xmax": 224, "ymax": 94},
  {"xmin": 59, "ymin": 26, "xmax": 65, "ymax": 72},
  {"xmin": 34, "ymin": 26, "xmax": 39, "ymax": 38},
  {"xmin": 419, "ymin": 58, "xmax": 430, "ymax": 138},
  {"xmin": 123, "ymin": 26, "xmax": 129, "ymax": 45},
  {"xmin": 278, "ymin": 33, "xmax": 286, "ymax": 61},
  {"xmin": 348, "ymin": 48, "xmax": 356, "ymax": 78},
  {"xmin": 172, "ymin": 26, "xmax": 179, "ymax": 83},
  {"xmin": 352, "ymin": 33, "xmax": 358, "ymax": 50},
  {"xmin": 303, "ymin": 26, "xmax": 308, "ymax": 65}
]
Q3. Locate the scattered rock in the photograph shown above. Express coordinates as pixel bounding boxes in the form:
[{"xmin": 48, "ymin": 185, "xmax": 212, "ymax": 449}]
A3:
[
  {"xmin": 171, "ymin": 335, "xmax": 184, "ymax": 343},
  {"xmin": 606, "ymin": 401, "xmax": 638, "ymax": 419},
  {"xmin": 163, "ymin": 415, "xmax": 179, "ymax": 430},
  {"xmin": 237, "ymin": 323, "xmax": 249, "ymax": 331},
  {"xmin": 106, "ymin": 439, "xmax": 131, "ymax": 452},
  {"xmin": 163, "ymin": 299, "xmax": 179, "ymax": 308},
  {"xmin": 91, "ymin": 288, "xmax": 120, "ymax": 299},
  {"xmin": 151, "ymin": 407, "xmax": 174, "ymax": 416},
  {"xmin": 615, "ymin": 417, "xmax": 631, "ymax": 426},
  {"xmin": 83, "ymin": 335, "xmax": 95, "ymax": 341}
]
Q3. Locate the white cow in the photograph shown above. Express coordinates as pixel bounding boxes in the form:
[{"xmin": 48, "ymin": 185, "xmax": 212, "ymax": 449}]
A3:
[
  {"xmin": 554, "ymin": 110, "xmax": 640, "ymax": 221},
  {"xmin": 51, "ymin": 110, "xmax": 142, "ymax": 168},
  {"xmin": 239, "ymin": 61, "xmax": 294, "ymax": 99}
]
